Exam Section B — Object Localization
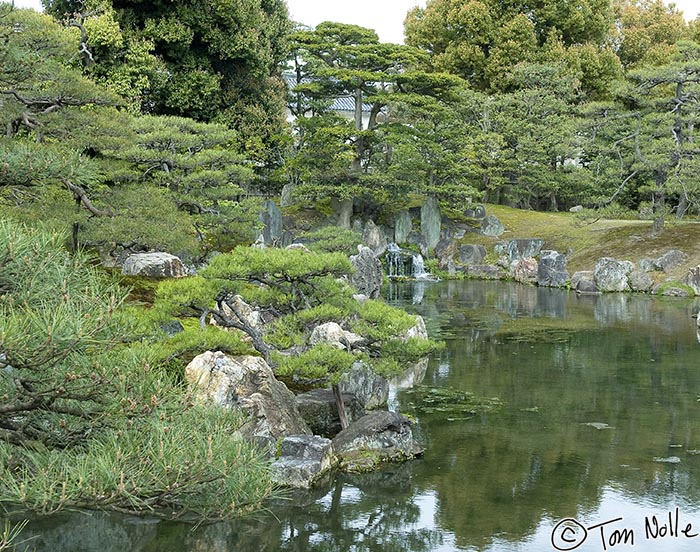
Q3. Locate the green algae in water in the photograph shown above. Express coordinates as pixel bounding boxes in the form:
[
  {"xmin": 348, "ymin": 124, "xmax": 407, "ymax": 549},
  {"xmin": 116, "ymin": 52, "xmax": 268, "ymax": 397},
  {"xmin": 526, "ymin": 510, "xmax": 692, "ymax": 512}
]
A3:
[{"xmin": 403, "ymin": 385, "xmax": 502, "ymax": 419}]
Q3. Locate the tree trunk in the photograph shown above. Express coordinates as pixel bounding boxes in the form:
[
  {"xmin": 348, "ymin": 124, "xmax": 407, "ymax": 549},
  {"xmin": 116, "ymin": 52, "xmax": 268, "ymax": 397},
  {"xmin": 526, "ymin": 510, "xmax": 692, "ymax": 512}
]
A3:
[{"xmin": 332, "ymin": 383, "xmax": 349, "ymax": 431}]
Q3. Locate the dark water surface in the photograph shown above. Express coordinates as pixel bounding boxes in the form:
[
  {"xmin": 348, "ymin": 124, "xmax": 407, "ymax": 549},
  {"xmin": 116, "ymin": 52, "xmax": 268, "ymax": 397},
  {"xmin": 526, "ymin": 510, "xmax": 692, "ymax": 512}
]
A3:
[{"xmin": 11, "ymin": 280, "xmax": 700, "ymax": 552}]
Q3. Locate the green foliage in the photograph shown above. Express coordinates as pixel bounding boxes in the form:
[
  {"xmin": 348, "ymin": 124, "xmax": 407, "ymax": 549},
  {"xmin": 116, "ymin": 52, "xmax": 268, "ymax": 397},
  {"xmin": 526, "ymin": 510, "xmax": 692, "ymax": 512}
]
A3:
[
  {"xmin": 0, "ymin": 406, "xmax": 272, "ymax": 520},
  {"xmin": 351, "ymin": 300, "xmax": 420, "ymax": 342},
  {"xmin": 0, "ymin": 220, "xmax": 273, "ymax": 519},
  {"xmin": 266, "ymin": 303, "xmax": 354, "ymax": 349},
  {"xmin": 273, "ymin": 345, "xmax": 359, "ymax": 384},
  {"xmin": 296, "ymin": 226, "xmax": 362, "ymax": 255}
]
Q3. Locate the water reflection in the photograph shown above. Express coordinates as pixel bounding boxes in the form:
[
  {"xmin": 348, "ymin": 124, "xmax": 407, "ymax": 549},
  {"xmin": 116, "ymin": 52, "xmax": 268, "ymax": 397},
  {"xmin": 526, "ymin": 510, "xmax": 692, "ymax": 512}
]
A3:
[{"xmin": 8, "ymin": 281, "xmax": 700, "ymax": 551}]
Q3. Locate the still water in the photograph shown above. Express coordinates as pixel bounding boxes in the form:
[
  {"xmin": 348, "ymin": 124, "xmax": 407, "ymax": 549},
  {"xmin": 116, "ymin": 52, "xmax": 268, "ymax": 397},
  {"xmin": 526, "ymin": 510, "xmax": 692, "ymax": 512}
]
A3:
[{"xmin": 13, "ymin": 280, "xmax": 700, "ymax": 552}]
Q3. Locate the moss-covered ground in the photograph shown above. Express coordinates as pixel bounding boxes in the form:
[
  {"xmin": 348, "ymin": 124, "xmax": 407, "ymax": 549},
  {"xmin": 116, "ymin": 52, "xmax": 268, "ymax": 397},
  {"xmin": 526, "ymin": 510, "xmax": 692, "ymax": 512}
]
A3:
[{"xmin": 458, "ymin": 205, "xmax": 700, "ymax": 280}]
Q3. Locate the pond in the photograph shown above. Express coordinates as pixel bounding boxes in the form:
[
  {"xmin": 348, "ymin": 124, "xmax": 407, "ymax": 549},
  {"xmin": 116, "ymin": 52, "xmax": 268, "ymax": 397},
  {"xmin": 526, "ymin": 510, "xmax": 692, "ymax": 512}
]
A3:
[{"xmin": 10, "ymin": 280, "xmax": 700, "ymax": 552}]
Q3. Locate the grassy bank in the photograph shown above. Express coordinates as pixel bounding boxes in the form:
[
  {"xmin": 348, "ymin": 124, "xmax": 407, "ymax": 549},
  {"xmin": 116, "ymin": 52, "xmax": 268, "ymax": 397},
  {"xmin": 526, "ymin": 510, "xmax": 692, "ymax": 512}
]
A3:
[{"xmin": 459, "ymin": 205, "xmax": 700, "ymax": 280}]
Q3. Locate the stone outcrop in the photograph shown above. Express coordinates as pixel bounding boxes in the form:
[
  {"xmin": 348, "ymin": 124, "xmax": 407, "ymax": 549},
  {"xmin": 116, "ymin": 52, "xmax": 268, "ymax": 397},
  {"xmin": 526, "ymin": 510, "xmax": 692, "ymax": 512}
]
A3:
[
  {"xmin": 339, "ymin": 361, "xmax": 389, "ymax": 410},
  {"xmin": 420, "ymin": 197, "xmax": 441, "ymax": 250},
  {"xmin": 480, "ymin": 215, "xmax": 504, "ymax": 237},
  {"xmin": 349, "ymin": 245, "xmax": 383, "ymax": 299},
  {"xmin": 270, "ymin": 435, "xmax": 335, "ymax": 489},
  {"xmin": 121, "ymin": 252, "xmax": 186, "ymax": 278},
  {"xmin": 394, "ymin": 210, "xmax": 412, "ymax": 244},
  {"xmin": 332, "ymin": 411, "xmax": 421, "ymax": 472},
  {"xmin": 537, "ymin": 250, "xmax": 569, "ymax": 288},
  {"xmin": 594, "ymin": 258, "xmax": 633, "ymax": 292},
  {"xmin": 362, "ymin": 220, "xmax": 388, "ymax": 256},
  {"xmin": 185, "ymin": 351, "xmax": 310, "ymax": 452},
  {"xmin": 296, "ymin": 388, "xmax": 365, "ymax": 437}
]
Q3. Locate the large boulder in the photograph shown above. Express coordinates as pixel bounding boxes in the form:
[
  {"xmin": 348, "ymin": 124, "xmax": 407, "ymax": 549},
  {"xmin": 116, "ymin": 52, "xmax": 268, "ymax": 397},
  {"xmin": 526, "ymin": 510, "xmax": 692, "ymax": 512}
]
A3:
[
  {"xmin": 296, "ymin": 388, "xmax": 365, "ymax": 436},
  {"xmin": 420, "ymin": 196, "xmax": 441, "ymax": 250},
  {"xmin": 270, "ymin": 435, "xmax": 335, "ymax": 489},
  {"xmin": 537, "ymin": 250, "xmax": 570, "ymax": 288},
  {"xmin": 682, "ymin": 266, "xmax": 700, "ymax": 295},
  {"xmin": 458, "ymin": 244, "xmax": 487, "ymax": 266},
  {"xmin": 655, "ymin": 249, "xmax": 688, "ymax": 272},
  {"xmin": 211, "ymin": 294, "xmax": 264, "ymax": 334},
  {"xmin": 394, "ymin": 210, "xmax": 413, "ymax": 244},
  {"xmin": 362, "ymin": 219, "xmax": 388, "ymax": 256},
  {"xmin": 480, "ymin": 215, "xmax": 504, "ymax": 237},
  {"xmin": 510, "ymin": 257, "xmax": 538, "ymax": 284},
  {"xmin": 121, "ymin": 252, "xmax": 186, "ymax": 278},
  {"xmin": 259, "ymin": 199, "xmax": 283, "ymax": 246},
  {"xmin": 332, "ymin": 411, "xmax": 421, "ymax": 472},
  {"xmin": 349, "ymin": 245, "xmax": 383, "ymax": 299},
  {"xmin": 572, "ymin": 271, "xmax": 598, "ymax": 293},
  {"xmin": 339, "ymin": 361, "xmax": 389, "ymax": 410},
  {"xmin": 185, "ymin": 352, "xmax": 310, "ymax": 452},
  {"xmin": 464, "ymin": 205, "xmax": 486, "ymax": 219},
  {"xmin": 435, "ymin": 238, "xmax": 458, "ymax": 271},
  {"xmin": 498, "ymin": 239, "xmax": 544, "ymax": 263},
  {"xmin": 629, "ymin": 269, "xmax": 654, "ymax": 292},
  {"xmin": 309, "ymin": 322, "xmax": 365, "ymax": 350},
  {"xmin": 403, "ymin": 315, "xmax": 429, "ymax": 340},
  {"xmin": 594, "ymin": 258, "xmax": 633, "ymax": 292}
]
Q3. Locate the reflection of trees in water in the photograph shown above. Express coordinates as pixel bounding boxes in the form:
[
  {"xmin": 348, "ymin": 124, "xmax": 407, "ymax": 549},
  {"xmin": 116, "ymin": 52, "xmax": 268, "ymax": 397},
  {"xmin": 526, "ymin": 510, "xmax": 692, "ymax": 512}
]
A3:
[{"xmin": 399, "ymin": 282, "xmax": 700, "ymax": 550}]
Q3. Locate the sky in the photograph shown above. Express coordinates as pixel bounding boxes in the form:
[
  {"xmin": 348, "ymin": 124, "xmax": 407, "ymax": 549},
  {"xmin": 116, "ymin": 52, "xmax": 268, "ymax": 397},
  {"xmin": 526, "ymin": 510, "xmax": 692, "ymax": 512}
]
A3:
[{"xmin": 7, "ymin": 0, "xmax": 700, "ymax": 44}]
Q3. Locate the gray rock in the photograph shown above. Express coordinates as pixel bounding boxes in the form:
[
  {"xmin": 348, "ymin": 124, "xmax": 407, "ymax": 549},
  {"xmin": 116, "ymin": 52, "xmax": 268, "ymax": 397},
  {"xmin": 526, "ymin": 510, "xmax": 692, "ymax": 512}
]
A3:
[
  {"xmin": 339, "ymin": 361, "xmax": 389, "ymax": 410},
  {"xmin": 403, "ymin": 315, "xmax": 429, "ymax": 340},
  {"xmin": 159, "ymin": 319, "xmax": 184, "ymax": 336},
  {"xmin": 185, "ymin": 352, "xmax": 310, "ymax": 453},
  {"xmin": 594, "ymin": 258, "xmax": 633, "ymax": 292},
  {"xmin": 121, "ymin": 252, "xmax": 186, "ymax": 278},
  {"xmin": 652, "ymin": 284, "xmax": 691, "ymax": 297},
  {"xmin": 655, "ymin": 249, "xmax": 688, "ymax": 272},
  {"xmin": 465, "ymin": 205, "xmax": 486, "ymax": 219},
  {"xmin": 458, "ymin": 244, "xmax": 487, "ymax": 266},
  {"xmin": 510, "ymin": 257, "xmax": 539, "ymax": 284},
  {"xmin": 537, "ymin": 250, "xmax": 570, "ymax": 288},
  {"xmin": 334, "ymin": 198, "xmax": 353, "ymax": 230},
  {"xmin": 286, "ymin": 243, "xmax": 311, "ymax": 253},
  {"xmin": 420, "ymin": 196, "xmax": 441, "ymax": 250},
  {"xmin": 394, "ymin": 210, "xmax": 413, "ymax": 244},
  {"xmin": 434, "ymin": 238, "xmax": 458, "ymax": 270},
  {"xmin": 309, "ymin": 322, "xmax": 365, "ymax": 350},
  {"xmin": 362, "ymin": 219, "xmax": 388, "ymax": 256},
  {"xmin": 280, "ymin": 183, "xmax": 295, "ymax": 208},
  {"xmin": 296, "ymin": 388, "xmax": 365, "ymax": 436},
  {"xmin": 502, "ymin": 239, "xmax": 545, "ymax": 262},
  {"xmin": 349, "ymin": 245, "xmax": 383, "ymax": 299},
  {"xmin": 259, "ymin": 199, "xmax": 283, "ymax": 246},
  {"xmin": 480, "ymin": 215, "xmax": 505, "ymax": 237},
  {"xmin": 682, "ymin": 266, "xmax": 700, "ymax": 295},
  {"xmin": 569, "ymin": 205, "xmax": 584, "ymax": 213},
  {"xmin": 270, "ymin": 435, "xmax": 334, "ymax": 488},
  {"xmin": 332, "ymin": 411, "xmax": 421, "ymax": 472},
  {"xmin": 638, "ymin": 258, "xmax": 656, "ymax": 273},
  {"xmin": 572, "ymin": 270, "xmax": 598, "ymax": 293},
  {"xmin": 464, "ymin": 264, "xmax": 506, "ymax": 280},
  {"xmin": 629, "ymin": 270, "xmax": 654, "ymax": 292}
]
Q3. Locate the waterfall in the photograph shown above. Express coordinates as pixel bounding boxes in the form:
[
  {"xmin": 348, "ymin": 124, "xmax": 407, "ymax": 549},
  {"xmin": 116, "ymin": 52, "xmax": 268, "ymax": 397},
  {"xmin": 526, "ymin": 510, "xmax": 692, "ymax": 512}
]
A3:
[
  {"xmin": 385, "ymin": 243, "xmax": 438, "ymax": 281},
  {"xmin": 412, "ymin": 253, "xmax": 428, "ymax": 279}
]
